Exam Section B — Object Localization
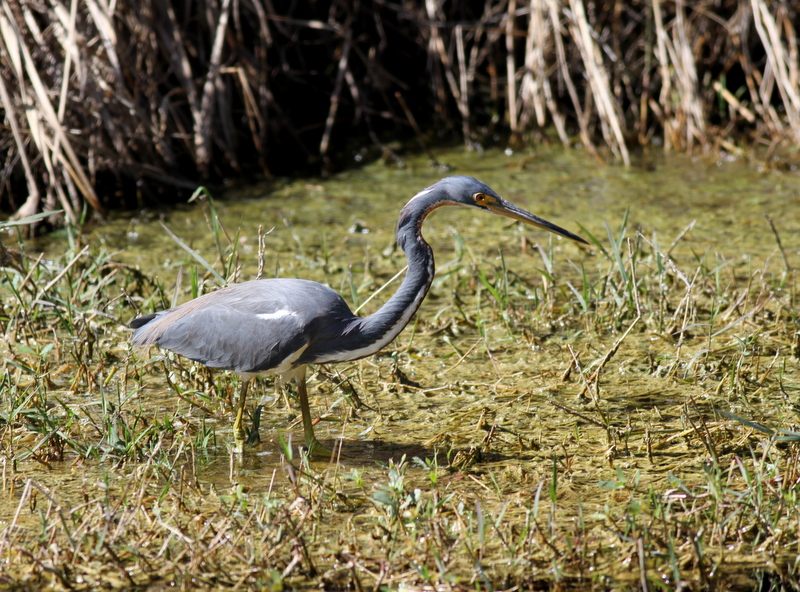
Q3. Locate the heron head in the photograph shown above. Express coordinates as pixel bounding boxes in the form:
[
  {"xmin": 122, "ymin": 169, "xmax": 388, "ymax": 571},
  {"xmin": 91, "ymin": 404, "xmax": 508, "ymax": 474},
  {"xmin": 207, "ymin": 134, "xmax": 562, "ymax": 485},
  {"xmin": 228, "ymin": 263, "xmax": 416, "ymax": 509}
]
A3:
[
  {"xmin": 443, "ymin": 176, "xmax": 589, "ymax": 245},
  {"xmin": 397, "ymin": 176, "xmax": 588, "ymax": 248}
]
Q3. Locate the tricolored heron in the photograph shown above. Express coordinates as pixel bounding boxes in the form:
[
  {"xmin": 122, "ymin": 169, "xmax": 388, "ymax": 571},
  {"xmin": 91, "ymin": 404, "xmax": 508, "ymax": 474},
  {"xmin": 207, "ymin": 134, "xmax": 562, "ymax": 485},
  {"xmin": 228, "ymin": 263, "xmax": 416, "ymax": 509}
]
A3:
[{"xmin": 130, "ymin": 176, "xmax": 587, "ymax": 456}]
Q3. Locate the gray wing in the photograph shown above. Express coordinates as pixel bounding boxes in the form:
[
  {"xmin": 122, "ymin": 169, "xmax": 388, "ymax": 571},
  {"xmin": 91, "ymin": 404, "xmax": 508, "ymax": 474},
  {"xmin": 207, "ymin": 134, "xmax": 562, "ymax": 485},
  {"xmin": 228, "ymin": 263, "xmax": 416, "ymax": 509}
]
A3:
[
  {"xmin": 153, "ymin": 305, "xmax": 308, "ymax": 372},
  {"xmin": 131, "ymin": 278, "xmax": 355, "ymax": 373}
]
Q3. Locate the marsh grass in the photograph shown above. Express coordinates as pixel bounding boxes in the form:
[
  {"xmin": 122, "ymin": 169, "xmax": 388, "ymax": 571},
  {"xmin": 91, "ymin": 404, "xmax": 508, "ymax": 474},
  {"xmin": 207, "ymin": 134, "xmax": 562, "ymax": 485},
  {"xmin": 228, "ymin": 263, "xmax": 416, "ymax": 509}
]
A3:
[{"xmin": 2, "ymin": 175, "xmax": 800, "ymax": 590}]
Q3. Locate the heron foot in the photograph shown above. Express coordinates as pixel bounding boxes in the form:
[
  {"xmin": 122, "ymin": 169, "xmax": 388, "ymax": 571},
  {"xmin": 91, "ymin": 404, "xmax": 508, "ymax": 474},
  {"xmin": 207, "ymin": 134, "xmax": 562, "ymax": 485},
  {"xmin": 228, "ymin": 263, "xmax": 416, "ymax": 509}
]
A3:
[
  {"xmin": 232, "ymin": 417, "xmax": 248, "ymax": 454},
  {"xmin": 232, "ymin": 379, "xmax": 251, "ymax": 454},
  {"xmin": 303, "ymin": 435, "xmax": 334, "ymax": 459},
  {"xmin": 231, "ymin": 404, "xmax": 263, "ymax": 451}
]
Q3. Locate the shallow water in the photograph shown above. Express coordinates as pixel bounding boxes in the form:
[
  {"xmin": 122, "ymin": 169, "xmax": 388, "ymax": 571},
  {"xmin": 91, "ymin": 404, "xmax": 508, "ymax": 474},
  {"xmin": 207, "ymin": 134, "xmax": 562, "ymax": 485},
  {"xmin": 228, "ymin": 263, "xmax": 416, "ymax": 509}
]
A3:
[
  {"xmin": 87, "ymin": 148, "xmax": 792, "ymax": 466},
  {"xmin": 56, "ymin": 147, "xmax": 800, "ymax": 468},
  {"xmin": 108, "ymin": 147, "xmax": 799, "ymax": 271},
  {"xmin": 5, "ymin": 145, "xmax": 800, "ymax": 588}
]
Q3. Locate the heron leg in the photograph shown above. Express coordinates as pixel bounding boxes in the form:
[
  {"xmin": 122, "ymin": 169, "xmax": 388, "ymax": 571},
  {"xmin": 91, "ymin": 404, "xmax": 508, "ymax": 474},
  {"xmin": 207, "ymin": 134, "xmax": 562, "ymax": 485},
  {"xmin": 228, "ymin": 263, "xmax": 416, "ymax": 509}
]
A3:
[
  {"xmin": 295, "ymin": 367, "xmax": 332, "ymax": 458},
  {"xmin": 232, "ymin": 378, "xmax": 251, "ymax": 453}
]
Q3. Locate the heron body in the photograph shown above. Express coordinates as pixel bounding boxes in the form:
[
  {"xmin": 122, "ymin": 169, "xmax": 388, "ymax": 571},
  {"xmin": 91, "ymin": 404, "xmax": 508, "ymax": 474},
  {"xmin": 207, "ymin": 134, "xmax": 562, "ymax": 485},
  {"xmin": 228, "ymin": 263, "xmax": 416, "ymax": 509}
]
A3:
[{"xmin": 131, "ymin": 176, "xmax": 587, "ymax": 456}]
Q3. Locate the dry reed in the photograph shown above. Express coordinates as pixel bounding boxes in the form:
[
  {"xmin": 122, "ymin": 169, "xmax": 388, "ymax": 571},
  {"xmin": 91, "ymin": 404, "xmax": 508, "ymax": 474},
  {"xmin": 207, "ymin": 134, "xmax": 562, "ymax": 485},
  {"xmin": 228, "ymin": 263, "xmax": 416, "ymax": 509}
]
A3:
[{"xmin": 1, "ymin": 0, "xmax": 799, "ymax": 223}]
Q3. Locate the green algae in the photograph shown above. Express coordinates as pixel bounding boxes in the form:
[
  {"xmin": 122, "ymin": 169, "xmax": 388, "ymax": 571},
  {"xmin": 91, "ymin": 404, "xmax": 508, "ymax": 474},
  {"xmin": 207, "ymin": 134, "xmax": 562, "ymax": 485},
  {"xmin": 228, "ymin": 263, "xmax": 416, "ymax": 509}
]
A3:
[{"xmin": 2, "ymin": 146, "xmax": 799, "ymax": 590}]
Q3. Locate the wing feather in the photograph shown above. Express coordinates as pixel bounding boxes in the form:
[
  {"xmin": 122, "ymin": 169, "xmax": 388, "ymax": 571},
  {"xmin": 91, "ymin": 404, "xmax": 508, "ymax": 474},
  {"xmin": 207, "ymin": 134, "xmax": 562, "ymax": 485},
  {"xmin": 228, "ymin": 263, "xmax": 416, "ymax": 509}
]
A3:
[{"xmin": 154, "ymin": 306, "xmax": 308, "ymax": 372}]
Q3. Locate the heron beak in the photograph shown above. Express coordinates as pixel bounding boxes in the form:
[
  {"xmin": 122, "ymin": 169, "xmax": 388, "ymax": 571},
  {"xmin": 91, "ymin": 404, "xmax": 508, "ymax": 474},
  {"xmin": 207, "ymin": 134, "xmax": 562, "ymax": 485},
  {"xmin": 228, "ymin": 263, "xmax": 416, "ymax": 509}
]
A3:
[{"xmin": 488, "ymin": 199, "xmax": 589, "ymax": 245}]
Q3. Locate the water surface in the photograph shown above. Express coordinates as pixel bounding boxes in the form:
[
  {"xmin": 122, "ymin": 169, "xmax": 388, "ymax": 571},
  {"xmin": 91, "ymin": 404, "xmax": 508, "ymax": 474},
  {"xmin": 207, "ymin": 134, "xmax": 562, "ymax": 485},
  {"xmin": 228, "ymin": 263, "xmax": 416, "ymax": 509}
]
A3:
[{"xmin": 5, "ymin": 146, "xmax": 799, "ymax": 588}]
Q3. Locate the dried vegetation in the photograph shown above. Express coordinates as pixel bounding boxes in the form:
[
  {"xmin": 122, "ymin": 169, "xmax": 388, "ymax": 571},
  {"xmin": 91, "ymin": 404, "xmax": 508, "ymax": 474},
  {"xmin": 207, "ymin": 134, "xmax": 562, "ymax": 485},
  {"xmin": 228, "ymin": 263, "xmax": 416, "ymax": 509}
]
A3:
[
  {"xmin": 1, "ymin": 165, "xmax": 800, "ymax": 588},
  {"xmin": 1, "ymin": 0, "xmax": 800, "ymax": 224}
]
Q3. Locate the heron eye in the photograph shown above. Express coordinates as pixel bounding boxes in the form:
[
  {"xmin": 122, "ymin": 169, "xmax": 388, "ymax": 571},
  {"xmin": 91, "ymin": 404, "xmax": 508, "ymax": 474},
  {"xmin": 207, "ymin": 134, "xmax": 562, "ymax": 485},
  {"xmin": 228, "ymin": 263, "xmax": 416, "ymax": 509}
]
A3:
[{"xmin": 474, "ymin": 193, "xmax": 487, "ymax": 204}]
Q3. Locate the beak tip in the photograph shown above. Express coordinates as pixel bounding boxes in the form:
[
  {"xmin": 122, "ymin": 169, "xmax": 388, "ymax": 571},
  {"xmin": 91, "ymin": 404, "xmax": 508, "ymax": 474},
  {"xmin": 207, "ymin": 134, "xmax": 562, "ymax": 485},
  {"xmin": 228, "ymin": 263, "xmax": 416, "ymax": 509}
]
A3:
[{"xmin": 490, "ymin": 201, "xmax": 588, "ymax": 245}]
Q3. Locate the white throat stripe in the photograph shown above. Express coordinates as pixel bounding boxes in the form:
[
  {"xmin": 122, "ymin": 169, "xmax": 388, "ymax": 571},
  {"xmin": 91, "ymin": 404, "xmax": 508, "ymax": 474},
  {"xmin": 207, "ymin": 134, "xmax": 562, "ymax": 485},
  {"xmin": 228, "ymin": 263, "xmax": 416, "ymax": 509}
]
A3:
[{"xmin": 409, "ymin": 187, "xmax": 434, "ymax": 202}]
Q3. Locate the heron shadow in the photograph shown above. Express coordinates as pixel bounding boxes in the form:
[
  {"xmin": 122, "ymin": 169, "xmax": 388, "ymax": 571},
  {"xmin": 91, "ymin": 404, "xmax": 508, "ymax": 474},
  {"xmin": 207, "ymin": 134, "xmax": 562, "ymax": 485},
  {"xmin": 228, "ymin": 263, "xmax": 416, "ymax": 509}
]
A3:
[
  {"xmin": 235, "ymin": 437, "xmax": 442, "ymax": 468},
  {"xmin": 311, "ymin": 438, "xmax": 516, "ymax": 469},
  {"xmin": 316, "ymin": 438, "xmax": 438, "ymax": 466}
]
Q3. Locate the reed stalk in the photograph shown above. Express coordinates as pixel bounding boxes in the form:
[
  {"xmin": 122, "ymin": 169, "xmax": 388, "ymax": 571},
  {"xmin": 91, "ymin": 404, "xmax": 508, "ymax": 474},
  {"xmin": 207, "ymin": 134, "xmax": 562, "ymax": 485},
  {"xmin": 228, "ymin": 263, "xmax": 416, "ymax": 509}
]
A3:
[{"xmin": 1, "ymin": 0, "xmax": 799, "ymax": 222}]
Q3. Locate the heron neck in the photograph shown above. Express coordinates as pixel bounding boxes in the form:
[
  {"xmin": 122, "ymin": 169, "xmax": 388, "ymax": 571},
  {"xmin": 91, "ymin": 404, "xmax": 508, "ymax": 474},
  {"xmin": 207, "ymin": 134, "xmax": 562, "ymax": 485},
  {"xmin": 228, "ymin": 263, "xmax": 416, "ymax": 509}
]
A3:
[
  {"xmin": 323, "ymin": 199, "xmax": 437, "ymax": 363},
  {"xmin": 355, "ymin": 228, "xmax": 434, "ymax": 348}
]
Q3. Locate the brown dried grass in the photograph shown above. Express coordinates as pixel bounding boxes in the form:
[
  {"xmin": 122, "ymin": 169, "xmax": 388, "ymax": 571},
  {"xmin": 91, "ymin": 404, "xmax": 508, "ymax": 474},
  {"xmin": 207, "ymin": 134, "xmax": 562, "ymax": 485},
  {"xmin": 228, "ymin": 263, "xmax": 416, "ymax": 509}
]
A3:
[{"xmin": 1, "ymin": 0, "xmax": 799, "ymax": 223}]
